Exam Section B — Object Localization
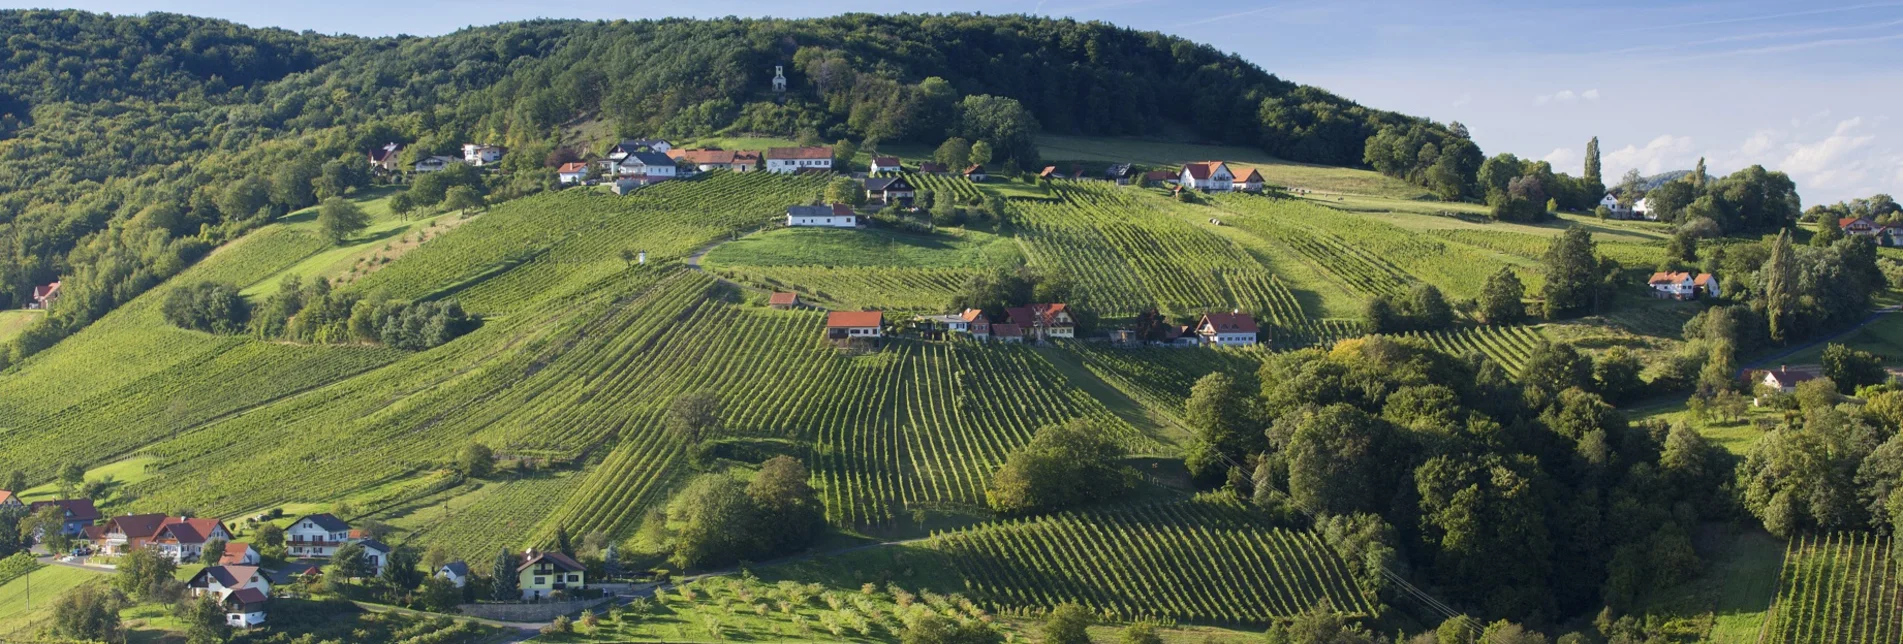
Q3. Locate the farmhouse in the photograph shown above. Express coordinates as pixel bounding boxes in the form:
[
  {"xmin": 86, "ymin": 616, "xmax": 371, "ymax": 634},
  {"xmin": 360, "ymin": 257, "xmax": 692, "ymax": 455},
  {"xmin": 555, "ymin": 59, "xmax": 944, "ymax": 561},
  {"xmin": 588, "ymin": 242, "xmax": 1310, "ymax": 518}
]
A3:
[
  {"xmin": 826, "ymin": 311, "xmax": 884, "ymax": 342},
  {"xmin": 462, "ymin": 144, "xmax": 505, "ymax": 166},
  {"xmin": 765, "ymin": 147, "xmax": 834, "ymax": 173},
  {"xmin": 1646, "ymin": 272, "xmax": 1719, "ymax": 300},
  {"xmin": 870, "ymin": 156, "xmax": 902, "ymax": 173},
  {"xmin": 436, "ymin": 560, "xmax": 471, "ymax": 588},
  {"xmin": 964, "ymin": 165, "xmax": 988, "ymax": 182},
  {"xmin": 94, "ymin": 514, "xmax": 167, "ymax": 554},
  {"xmin": 556, "ymin": 162, "xmax": 590, "ymax": 185},
  {"xmin": 964, "ymin": 310, "xmax": 992, "ymax": 338},
  {"xmin": 27, "ymin": 499, "xmax": 99, "ymax": 537},
  {"xmin": 286, "ymin": 513, "xmax": 359, "ymax": 558},
  {"xmin": 610, "ymin": 139, "xmax": 672, "ymax": 159},
  {"xmin": 1180, "ymin": 161, "xmax": 1236, "ymax": 191},
  {"xmin": 0, "ymin": 491, "xmax": 21, "ymax": 513},
  {"xmin": 1105, "ymin": 163, "xmax": 1138, "ymax": 185},
  {"xmin": 919, "ymin": 162, "xmax": 949, "ymax": 175},
  {"xmin": 414, "ymin": 156, "xmax": 457, "ymax": 173},
  {"xmin": 186, "ymin": 564, "xmax": 271, "ymax": 600},
  {"xmin": 1601, "ymin": 193, "xmax": 1655, "ymax": 220},
  {"xmin": 517, "ymin": 549, "xmax": 587, "ymax": 600},
  {"xmin": 613, "ymin": 151, "xmax": 679, "ymax": 179},
  {"xmin": 29, "ymin": 281, "xmax": 60, "ymax": 310},
  {"xmin": 359, "ymin": 538, "xmax": 392, "ymax": 575},
  {"xmin": 151, "ymin": 517, "xmax": 233, "ymax": 563},
  {"xmin": 1196, "ymin": 311, "xmax": 1259, "ymax": 346},
  {"xmin": 1233, "ymin": 168, "xmax": 1265, "ymax": 192},
  {"xmin": 769, "ymin": 292, "xmax": 803, "ymax": 309},
  {"xmin": 1761, "ymin": 366, "xmax": 1817, "ymax": 392},
  {"xmin": 223, "ymin": 588, "xmax": 269, "ymax": 628},
  {"xmin": 787, "ymin": 204, "xmax": 858, "ymax": 228},
  {"xmin": 220, "ymin": 542, "xmax": 261, "ymax": 566},
  {"xmin": 864, "ymin": 176, "xmax": 916, "ymax": 205},
  {"xmin": 1003, "ymin": 303, "xmax": 1076, "ymax": 341},
  {"xmin": 366, "ymin": 143, "xmax": 403, "ymax": 172}
]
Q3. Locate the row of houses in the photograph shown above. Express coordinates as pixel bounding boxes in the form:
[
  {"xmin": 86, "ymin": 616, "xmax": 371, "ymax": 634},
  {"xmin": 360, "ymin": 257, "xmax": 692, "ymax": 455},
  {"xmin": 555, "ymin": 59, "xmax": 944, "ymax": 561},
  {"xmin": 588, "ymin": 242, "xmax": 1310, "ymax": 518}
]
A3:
[
  {"xmin": 367, "ymin": 143, "xmax": 509, "ymax": 174},
  {"xmin": 1839, "ymin": 216, "xmax": 1903, "ymax": 246},
  {"xmin": 803, "ymin": 300, "xmax": 1261, "ymax": 348}
]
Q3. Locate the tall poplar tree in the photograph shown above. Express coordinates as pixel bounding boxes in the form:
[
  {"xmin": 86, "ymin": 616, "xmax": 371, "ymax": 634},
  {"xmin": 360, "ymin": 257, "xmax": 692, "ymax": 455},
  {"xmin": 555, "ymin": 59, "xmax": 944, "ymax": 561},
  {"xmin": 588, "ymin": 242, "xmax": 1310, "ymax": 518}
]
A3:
[
  {"xmin": 1583, "ymin": 137, "xmax": 1602, "ymax": 186},
  {"xmin": 1691, "ymin": 157, "xmax": 1707, "ymax": 189},
  {"xmin": 1764, "ymin": 230, "xmax": 1798, "ymax": 344}
]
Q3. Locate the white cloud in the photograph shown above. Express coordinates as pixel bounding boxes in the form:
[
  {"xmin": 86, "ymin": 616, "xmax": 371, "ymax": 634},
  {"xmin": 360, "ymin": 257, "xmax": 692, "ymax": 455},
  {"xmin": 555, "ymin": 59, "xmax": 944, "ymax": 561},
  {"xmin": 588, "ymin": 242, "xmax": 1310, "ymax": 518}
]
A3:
[
  {"xmin": 1740, "ymin": 129, "xmax": 1780, "ymax": 157},
  {"xmin": 1535, "ymin": 89, "xmax": 1600, "ymax": 105},
  {"xmin": 1778, "ymin": 118, "xmax": 1876, "ymax": 190},
  {"xmin": 1604, "ymin": 135, "xmax": 1698, "ymax": 178},
  {"xmin": 1451, "ymin": 92, "xmax": 1472, "ymax": 107},
  {"xmin": 1542, "ymin": 147, "xmax": 1579, "ymax": 168}
]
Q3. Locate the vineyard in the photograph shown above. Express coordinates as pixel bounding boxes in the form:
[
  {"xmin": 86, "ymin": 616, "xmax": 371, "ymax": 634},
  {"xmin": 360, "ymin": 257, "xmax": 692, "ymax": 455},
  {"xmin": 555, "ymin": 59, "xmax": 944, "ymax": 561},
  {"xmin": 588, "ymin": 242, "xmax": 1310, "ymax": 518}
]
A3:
[
  {"xmin": 1765, "ymin": 532, "xmax": 1903, "ymax": 643},
  {"xmin": 923, "ymin": 495, "xmax": 1370, "ymax": 624},
  {"xmin": 1375, "ymin": 324, "xmax": 1547, "ymax": 376},
  {"xmin": 1060, "ymin": 343, "xmax": 1268, "ymax": 422},
  {"xmin": 1212, "ymin": 195, "xmax": 1529, "ymax": 299}
]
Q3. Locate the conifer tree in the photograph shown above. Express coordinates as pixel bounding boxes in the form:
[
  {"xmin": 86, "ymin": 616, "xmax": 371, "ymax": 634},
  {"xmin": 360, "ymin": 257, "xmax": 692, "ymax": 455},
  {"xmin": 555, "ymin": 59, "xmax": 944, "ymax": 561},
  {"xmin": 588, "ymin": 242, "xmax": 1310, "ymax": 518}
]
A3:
[
  {"xmin": 492, "ymin": 548, "xmax": 518, "ymax": 601},
  {"xmin": 1764, "ymin": 230, "xmax": 1797, "ymax": 343}
]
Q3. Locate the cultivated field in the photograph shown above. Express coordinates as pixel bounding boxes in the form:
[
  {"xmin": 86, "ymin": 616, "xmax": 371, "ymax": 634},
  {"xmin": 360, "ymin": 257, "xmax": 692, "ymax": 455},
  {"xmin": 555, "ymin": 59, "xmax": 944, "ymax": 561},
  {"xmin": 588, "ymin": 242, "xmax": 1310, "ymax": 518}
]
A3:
[{"xmin": 1766, "ymin": 532, "xmax": 1903, "ymax": 643}]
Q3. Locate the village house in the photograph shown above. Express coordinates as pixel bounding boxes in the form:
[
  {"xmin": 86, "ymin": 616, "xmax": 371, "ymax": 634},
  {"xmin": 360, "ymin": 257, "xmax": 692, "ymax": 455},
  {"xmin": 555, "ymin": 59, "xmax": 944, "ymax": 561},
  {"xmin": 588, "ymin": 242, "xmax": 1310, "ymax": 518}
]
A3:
[
  {"xmin": 151, "ymin": 517, "xmax": 233, "ymax": 563},
  {"xmin": 1838, "ymin": 217, "xmax": 1903, "ymax": 245},
  {"xmin": 1105, "ymin": 163, "xmax": 1138, "ymax": 185},
  {"xmin": 462, "ymin": 144, "xmax": 506, "ymax": 166},
  {"xmin": 436, "ymin": 561, "xmax": 471, "ymax": 588},
  {"xmin": 1761, "ymin": 366, "xmax": 1818, "ymax": 393},
  {"xmin": 1196, "ymin": 311, "xmax": 1259, "ymax": 347},
  {"xmin": 517, "ymin": 549, "xmax": 587, "ymax": 600},
  {"xmin": 359, "ymin": 539, "xmax": 392, "ymax": 576},
  {"xmin": 613, "ymin": 151, "xmax": 680, "ymax": 180},
  {"xmin": 1601, "ymin": 193, "xmax": 1655, "ymax": 220},
  {"xmin": 1646, "ymin": 272, "xmax": 1720, "ymax": 300},
  {"xmin": 991, "ymin": 323, "xmax": 1025, "ymax": 343},
  {"xmin": 669, "ymin": 149, "xmax": 748, "ymax": 172},
  {"xmin": 864, "ymin": 177, "xmax": 916, "ymax": 206},
  {"xmin": 0, "ymin": 491, "xmax": 22, "ymax": 513},
  {"xmin": 94, "ymin": 514, "xmax": 165, "ymax": 555},
  {"xmin": 1142, "ymin": 169, "xmax": 1177, "ymax": 185},
  {"xmin": 1233, "ymin": 168, "xmax": 1265, "ymax": 192},
  {"xmin": 1180, "ymin": 161, "xmax": 1236, "ymax": 191},
  {"xmin": 413, "ymin": 156, "xmax": 457, "ymax": 173},
  {"xmin": 28, "ymin": 281, "xmax": 60, "ymax": 310},
  {"xmin": 609, "ymin": 139, "xmax": 672, "ymax": 161},
  {"xmin": 826, "ymin": 311, "xmax": 883, "ymax": 342},
  {"xmin": 366, "ymin": 143, "xmax": 404, "ymax": 173},
  {"xmin": 870, "ymin": 156, "xmax": 902, "ymax": 174},
  {"xmin": 768, "ymin": 292, "xmax": 802, "ymax": 310},
  {"xmin": 765, "ymin": 147, "xmax": 834, "ymax": 174},
  {"xmin": 786, "ymin": 204, "xmax": 858, "ymax": 228},
  {"xmin": 1003, "ymin": 303, "xmax": 1076, "ymax": 342},
  {"xmin": 919, "ymin": 162, "xmax": 949, "ymax": 175},
  {"xmin": 964, "ymin": 310, "xmax": 992, "ymax": 339},
  {"xmin": 186, "ymin": 565, "xmax": 271, "ymax": 601},
  {"xmin": 223, "ymin": 588, "xmax": 269, "ymax": 628},
  {"xmin": 557, "ymin": 162, "xmax": 590, "ymax": 185},
  {"xmin": 285, "ymin": 513, "xmax": 358, "ymax": 558},
  {"xmin": 27, "ymin": 499, "xmax": 99, "ymax": 537},
  {"xmin": 964, "ymin": 164, "xmax": 988, "ymax": 182},
  {"xmin": 220, "ymin": 542, "xmax": 261, "ymax": 566}
]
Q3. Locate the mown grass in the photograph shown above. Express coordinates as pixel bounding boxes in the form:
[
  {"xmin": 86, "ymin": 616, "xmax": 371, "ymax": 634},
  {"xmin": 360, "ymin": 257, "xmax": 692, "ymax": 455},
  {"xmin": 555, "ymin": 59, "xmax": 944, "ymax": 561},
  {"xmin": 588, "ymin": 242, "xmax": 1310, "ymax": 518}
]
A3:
[
  {"xmin": 0, "ymin": 310, "xmax": 42, "ymax": 345},
  {"xmin": 0, "ymin": 565, "xmax": 109, "ymax": 639},
  {"xmin": 18, "ymin": 455, "xmax": 157, "ymax": 504}
]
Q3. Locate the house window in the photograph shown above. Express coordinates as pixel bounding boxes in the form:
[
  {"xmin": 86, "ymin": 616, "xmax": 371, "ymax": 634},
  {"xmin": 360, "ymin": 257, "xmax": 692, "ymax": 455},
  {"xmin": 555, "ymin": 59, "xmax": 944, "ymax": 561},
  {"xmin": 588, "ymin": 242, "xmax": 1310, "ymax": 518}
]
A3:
[{"xmin": 535, "ymin": 577, "xmax": 547, "ymax": 585}]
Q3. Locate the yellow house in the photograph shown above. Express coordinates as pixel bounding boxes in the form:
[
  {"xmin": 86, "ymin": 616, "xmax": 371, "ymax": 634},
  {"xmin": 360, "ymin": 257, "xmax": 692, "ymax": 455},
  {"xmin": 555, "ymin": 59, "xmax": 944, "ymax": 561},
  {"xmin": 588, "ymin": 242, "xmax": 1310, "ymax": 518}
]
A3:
[{"xmin": 516, "ymin": 549, "xmax": 586, "ymax": 600}]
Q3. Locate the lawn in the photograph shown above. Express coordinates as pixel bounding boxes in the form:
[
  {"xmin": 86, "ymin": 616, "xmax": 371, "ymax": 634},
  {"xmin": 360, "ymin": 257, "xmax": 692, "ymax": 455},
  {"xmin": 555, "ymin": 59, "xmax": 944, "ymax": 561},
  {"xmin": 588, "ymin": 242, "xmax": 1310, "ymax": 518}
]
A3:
[
  {"xmin": 0, "ymin": 565, "xmax": 110, "ymax": 639},
  {"xmin": 1767, "ymin": 311, "xmax": 1903, "ymax": 366},
  {"xmin": 1036, "ymin": 134, "xmax": 1431, "ymax": 199},
  {"xmin": 703, "ymin": 226, "xmax": 1021, "ymax": 270},
  {"xmin": 1630, "ymin": 526, "xmax": 1786, "ymax": 643},
  {"xmin": 18, "ymin": 455, "xmax": 158, "ymax": 504},
  {"xmin": 1627, "ymin": 396, "xmax": 1773, "ymax": 456},
  {"xmin": 0, "ymin": 310, "xmax": 42, "ymax": 345},
  {"xmin": 243, "ymin": 188, "xmax": 463, "ymax": 298}
]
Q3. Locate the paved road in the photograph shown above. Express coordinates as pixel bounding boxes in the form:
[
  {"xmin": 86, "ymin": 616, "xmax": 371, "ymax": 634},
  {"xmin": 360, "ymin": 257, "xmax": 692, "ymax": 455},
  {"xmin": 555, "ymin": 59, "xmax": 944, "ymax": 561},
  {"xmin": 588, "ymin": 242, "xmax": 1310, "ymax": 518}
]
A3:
[{"xmin": 1740, "ymin": 305, "xmax": 1902, "ymax": 371}]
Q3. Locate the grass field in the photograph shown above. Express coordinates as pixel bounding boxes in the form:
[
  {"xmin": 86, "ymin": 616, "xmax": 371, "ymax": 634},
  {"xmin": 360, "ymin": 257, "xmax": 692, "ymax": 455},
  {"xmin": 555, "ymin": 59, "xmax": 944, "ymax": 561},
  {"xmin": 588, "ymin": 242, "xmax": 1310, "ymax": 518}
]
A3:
[
  {"xmin": 1035, "ymin": 134, "xmax": 1431, "ymax": 199},
  {"xmin": 17, "ymin": 455, "xmax": 158, "ymax": 505},
  {"xmin": 704, "ymin": 226, "xmax": 1021, "ymax": 270},
  {"xmin": 1626, "ymin": 526, "xmax": 1787, "ymax": 643},
  {"xmin": 0, "ymin": 310, "xmax": 42, "ymax": 345},
  {"xmin": 0, "ymin": 565, "xmax": 110, "ymax": 639},
  {"xmin": 1771, "ymin": 313, "xmax": 1903, "ymax": 365}
]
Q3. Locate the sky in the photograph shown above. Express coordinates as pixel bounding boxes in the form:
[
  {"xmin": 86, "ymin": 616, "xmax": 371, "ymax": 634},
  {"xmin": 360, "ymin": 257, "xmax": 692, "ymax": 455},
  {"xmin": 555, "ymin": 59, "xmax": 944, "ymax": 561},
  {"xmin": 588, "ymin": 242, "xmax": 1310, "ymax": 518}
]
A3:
[{"xmin": 11, "ymin": 0, "xmax": 1903, "ymax": 205}]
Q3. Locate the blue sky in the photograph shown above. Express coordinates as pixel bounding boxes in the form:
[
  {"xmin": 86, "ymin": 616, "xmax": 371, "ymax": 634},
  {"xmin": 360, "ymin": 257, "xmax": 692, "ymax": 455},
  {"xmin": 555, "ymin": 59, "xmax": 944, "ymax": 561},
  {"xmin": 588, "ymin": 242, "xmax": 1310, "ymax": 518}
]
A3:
[{"xmin": 12, "ymin": 0, "xmax": 1902, "ymax": 204}]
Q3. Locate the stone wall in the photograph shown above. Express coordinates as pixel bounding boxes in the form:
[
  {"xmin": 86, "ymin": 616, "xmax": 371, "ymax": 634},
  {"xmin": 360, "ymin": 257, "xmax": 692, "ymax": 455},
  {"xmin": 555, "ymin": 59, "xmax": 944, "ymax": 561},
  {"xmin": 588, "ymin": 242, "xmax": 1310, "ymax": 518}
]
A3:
[{"xmin": 457, "ymin": 596, "xmax": 614, "ymax": 622}]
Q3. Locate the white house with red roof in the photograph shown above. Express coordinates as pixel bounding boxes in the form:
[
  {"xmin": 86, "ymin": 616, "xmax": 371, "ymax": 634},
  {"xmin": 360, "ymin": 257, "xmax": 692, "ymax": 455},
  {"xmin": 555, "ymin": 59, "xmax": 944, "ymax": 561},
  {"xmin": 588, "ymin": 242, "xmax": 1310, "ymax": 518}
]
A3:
[
  {"xmin": 1232, "ymin": 168, "xmax": 1265, "ymax": 192},
  {"xmin": 219, "ymin": 542, "xmax": 260, "ymax": 566},
  {"xmin": 151, "ymin": 517, "xmax": 233, "ymax": 563},
  {"xmin": 557, "ymin": 162, "xmax": 590, "ymax": 185},
  {"xmin": 870, "ymin": 156, "xmax": 902, "ymax": 173},
  {"xmin": 1647, "ymin": 272, "xmax": 1719, "ymax": 300},
  {"xmin": 1180, "ymin": 161, "xmax": 1236, "ymax": 191},
  {"xmin": 28, "ymin": 281, "xmax": 60, "ymax": 310},
  {"xmin": 366, "ymin": 143, "xmax": 403, "ymax": 172},
  {"xmin": 1196, "ymin": 311, "xmax": 1259, "ymax": 346},
  {"xmin": 0, "ymin": 491, "xmax": 22, "ymax": 513},
  {"xmin": 826, "ymin": 311, "xmax": 883, "ymax": 342},
  {"xmin": 765, "ymin": 147, "xmax": 834, "ymax": 174}
]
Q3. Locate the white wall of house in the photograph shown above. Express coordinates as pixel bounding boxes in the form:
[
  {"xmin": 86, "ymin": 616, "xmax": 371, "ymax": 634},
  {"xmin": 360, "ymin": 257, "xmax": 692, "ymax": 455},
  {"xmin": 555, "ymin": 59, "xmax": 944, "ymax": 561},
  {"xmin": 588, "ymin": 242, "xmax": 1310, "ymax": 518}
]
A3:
[
  {"xmin": 788, "ymin": 214, "xmax": 856, "ymax": 227},
  {"xmin": 226, "ymin": 610, "xmax": 266, "ymax": 627},
  {"xmin": 767, "ymin": 158, "xmax": 832, "ymax": 174}
]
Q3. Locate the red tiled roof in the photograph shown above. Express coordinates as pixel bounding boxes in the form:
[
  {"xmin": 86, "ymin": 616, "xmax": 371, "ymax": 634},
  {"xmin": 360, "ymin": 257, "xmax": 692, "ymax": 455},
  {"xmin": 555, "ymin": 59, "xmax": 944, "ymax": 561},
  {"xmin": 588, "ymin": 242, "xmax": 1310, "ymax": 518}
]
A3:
[
  {"xmin": 1199, "ymin": 312, "xmax": 1259, "ymax": 334},
  {"xmin": 1004, "ymin": 306, "xmax": 1034, "ymax": 327},
  {"xmin": 29, "ymin": 498, "xmax": 99, "ymax": 523},
  {"xmin": 769, "ymin": 292, "xmax": 799, "ymax": 306},
  {"xmin": 1143, "ymin": 170, "xmax": 1176, "ymax": 181},
  {"xmin": 919, "ymin": 162, "xmax": 947, "ymax": 173},
  {"xmin": 0, "ymin": 491, "xmax": 13, "ymax": 506},
  {"xmin": 1039, "ymin": 166, "xmax": 1058, "ymax": 178},
  {"xmin": 154, "ymin": 517, "xmax": 226, "ymax": 545},
  {"xmin": 1694, "ymin": 274, "xmax": 1717, "ymax": 286},
  {"xmin": 1763, "ymin": 368, "xmax": 1818, "ymax": 385},
  {"xmin": 220, "ymin": 543, "xmax": 253, "ymax": 566},
  {"xmin": 872, "ymin": 156, "xmax": 900, "ymax": 166},
  {"xmin": 831, "ymin": 203, "xmax": 855, "ymax": 216},
  {"xmin": 1648, "ymin": 271, "xmax": 1693, "ymax": 285},
  {"xmin": 959, "ymin": 308, "xmax": 985, "ymax": 323},
  {"xmin": 103, "ymin": 514, "xmax": 170, "ymax": 540},
  {"xmin": 827, "ymin": 311, "xmax": 884, "ymax": 329},
  {"xmin": 32, "ymin": 282, "xmax": 60, "ymax": 300},
  {"xmin": 557, "ymin": 162, "xmax": 589, "ymax": 174},
  {"xmin": 1182, "ymin": 162, "xmax": 1223, "ymax": 180},
  {"xmin": 1233, "ymin": 168, "xmax": 1263, "ymax": 183},
  {"xmin": 675, "ymin": 149, "xmax": 740, "ymax": 165},
  {"xmin": 992, "ymin": 323, "xmax": 1023, "ymax": 337},
  {"xmin": 1840, "ymin": 217, "xmax": 1870, "ymax": 227},
  {"xmin": 767, "ymin": 147, "xmax": 832, "ymax": 160}
]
